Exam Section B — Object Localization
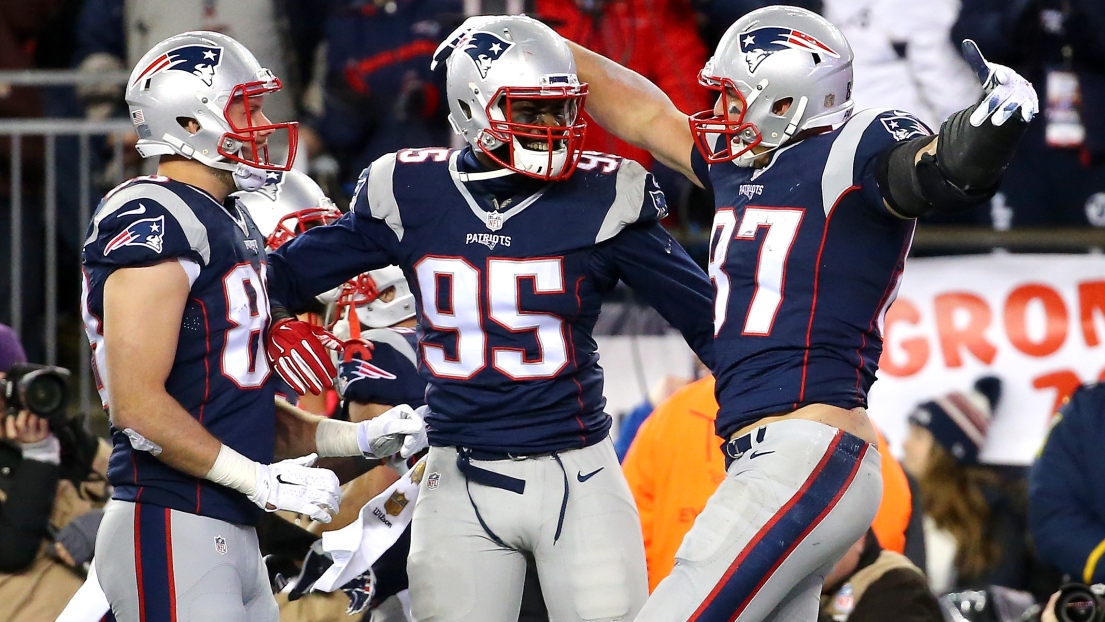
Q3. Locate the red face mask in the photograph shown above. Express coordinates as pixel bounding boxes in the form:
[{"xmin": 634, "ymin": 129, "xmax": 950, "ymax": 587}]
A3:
[
  {"xmin": 688, "ymin": 72, "xmax": 762, "ymax": 164},
  {"xmin": 219, "ymin": 77, "xmax": 299, "ymax": 171},
  {"xmin": 478, "ymin": 84, "xmax": 589, "ymax": 181}
]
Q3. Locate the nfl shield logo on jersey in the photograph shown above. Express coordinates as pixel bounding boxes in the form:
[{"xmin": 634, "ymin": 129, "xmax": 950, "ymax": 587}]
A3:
[
  {"xmin": 104, "ymin": 214, "xmax": 166, "ymax": 255},
  {"xmin": 133, "ymin": 44, "xmax": 224, "ymax": 87},
  {"xmin": 461, "ymin": 31, "xmax": 515, "ymax": 79},
  {"xmin": 427, "ymin": 472, "xmax": 441, "ymax": 490},
  {"xmin": 214, "ymin": 535, "xmax": 228, "ymax": 555}
]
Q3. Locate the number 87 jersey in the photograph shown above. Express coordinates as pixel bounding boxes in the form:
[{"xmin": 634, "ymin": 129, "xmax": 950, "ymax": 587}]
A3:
[
  {"xmin": 82, "ymin": 176, "xmax": 277, "ymax": 524},
  {"xmin": 697, "ymin": 109, "xmax": 929, "ymax": 441}
]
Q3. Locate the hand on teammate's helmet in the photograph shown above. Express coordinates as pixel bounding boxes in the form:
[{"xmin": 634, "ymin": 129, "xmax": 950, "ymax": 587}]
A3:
[
  {"xmin": 266, "ymin": 318, "xmax": 341, "ymax": 395},
  {"xmin": 248, "ymin": 453, "xmax": 342, "ymax": 523},
  {"xmin": 356, "ymin": 404, "xmax": 428, "ymax": 459},
  {"xmin": 961, "ymin": 39, "xmax": 1039, "ymax": 127}
]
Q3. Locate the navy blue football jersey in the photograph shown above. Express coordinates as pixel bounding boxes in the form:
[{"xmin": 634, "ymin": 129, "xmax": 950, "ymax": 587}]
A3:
[
  {"xmin": 693, "ymin": 109, "xmax": 930, "ymax": 439},
  {"xmin": 81, "ymin": 176, "xmax": 276, "ymax": 525},
  {"xmin": 337, "ymin": 326, "xmax": 425, "ymax": 407},
  {"xmin": 269, "ymin": 147, "xmax": 714, "ymax": 455}
]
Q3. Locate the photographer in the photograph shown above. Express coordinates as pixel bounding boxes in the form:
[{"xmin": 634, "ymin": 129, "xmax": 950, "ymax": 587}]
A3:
[
  {"xmin": 0, "ymin": 323, "xmax": 112, "ymax": 620},
  {"xmin": 0, "ymin": 323, "xmax": 60, "ymax": 574}
]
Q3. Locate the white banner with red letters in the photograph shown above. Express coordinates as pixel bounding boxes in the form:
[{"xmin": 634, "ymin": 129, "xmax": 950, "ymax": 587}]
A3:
[{"xmin": 868, "ymin": 254, "xmax": 1105, "ymax": 465}]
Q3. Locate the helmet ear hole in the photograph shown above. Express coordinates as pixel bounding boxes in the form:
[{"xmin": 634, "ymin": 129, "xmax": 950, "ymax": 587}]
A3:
[
  {"xmin": 458, "ymin": 100, "xmax": 473, "ymax": 121},
  {"xmin": 771, "ymin": 97, "xmax": 793, "ymax": 116},
  {"xmin": 176, "ymin": 117, "xmax": 200, "ymax": 133}
]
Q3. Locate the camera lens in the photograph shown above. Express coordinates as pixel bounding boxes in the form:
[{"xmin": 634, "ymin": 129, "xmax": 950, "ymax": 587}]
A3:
[
  {"xmin": 1056, "ymin": 585, "xmax": 1100, "ymax": 622},
  {"xmin": 19, "ymin": 372, "xmax": 67, "ymax": 417}
]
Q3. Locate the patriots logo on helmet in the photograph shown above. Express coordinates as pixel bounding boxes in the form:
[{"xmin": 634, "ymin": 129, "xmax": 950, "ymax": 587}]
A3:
[
  {"xmin": 255, "ymin": 171, "xmax": 285, "ymax": 201},
  {"xmin": 461, "ymin": 32, "xmax": 515, "ymax": 79},
  {"xmin": 104, "ymin": 214, "xmax": 166, "ymax": 255},
  {"xmin": 880, "ymin": 112, "xmax": 930, "ymax": 142},
  {"xmin": 133, "ymin": 45, "xmax": 224, "ymax": 87},
  {"xmin": 340, "ymin": 570, "xmax": 376, "ymax": 615},
  {"xmin": 739, "ymin": 27, "xmax": 840, "ymax": 74}
]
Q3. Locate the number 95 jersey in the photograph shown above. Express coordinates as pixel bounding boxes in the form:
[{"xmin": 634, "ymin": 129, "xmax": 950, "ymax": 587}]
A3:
[
  {"xmin": 81, "ymin": 176, "xmax": 276, "ymax": 525},
  {"xmin": 696, "ymin": 109, "xmax": 930, "ymax": 440},
  {"xmin": 268, "ymin": 147, "xmax": 715, "ymax": 457}
]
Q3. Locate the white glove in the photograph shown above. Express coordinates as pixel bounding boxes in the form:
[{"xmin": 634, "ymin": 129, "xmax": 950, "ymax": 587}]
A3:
[
  {"xmin": 356, "ymin": 404, "xmax": 428, "ymax": 459},
  {"xmin": 249, "ymin": 454, "xmax": 342, "ymax": 523},
  {"xmin": 961, "ymin": 39, "xmax": 1039, "ymax": 127}
]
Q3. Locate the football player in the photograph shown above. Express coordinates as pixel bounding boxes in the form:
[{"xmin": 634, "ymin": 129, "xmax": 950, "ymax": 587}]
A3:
[
  {"xmin": 560, "ymin": 6, "xmax": 1038, "ymax": 621},
  {"xmin": 263, "ymin": 15, "xmax": 715, "ymax": 622},
  {"xmin": 82, "ymin": 32, "xmax": 425, "ymax": 622}
]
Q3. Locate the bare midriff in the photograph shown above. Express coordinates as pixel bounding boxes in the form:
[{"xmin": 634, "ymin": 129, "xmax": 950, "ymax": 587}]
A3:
[{"xmin": 729, "ymin": 403, "xmax": 880, "ymax": 450}]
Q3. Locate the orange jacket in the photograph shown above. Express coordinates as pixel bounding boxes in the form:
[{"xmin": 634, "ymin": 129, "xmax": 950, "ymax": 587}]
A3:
[{"xmin": 622, "ymin": 376, "xmax": 913, "ymax": 591}]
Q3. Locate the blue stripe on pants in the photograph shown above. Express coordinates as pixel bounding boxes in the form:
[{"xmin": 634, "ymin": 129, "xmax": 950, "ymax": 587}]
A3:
[
  {"xmin": 134, "ymin": 503, "xmax": 175, "ymax": 621},
  {"xmin": 692, "ymin": 431, "xmax": 867, "ymax": 621}
]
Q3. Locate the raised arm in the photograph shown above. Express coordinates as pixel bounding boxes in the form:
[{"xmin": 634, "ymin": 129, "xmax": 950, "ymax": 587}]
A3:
[{"xmin": 568, "ymin": 42, "xmax": 701, "ymax": 186}]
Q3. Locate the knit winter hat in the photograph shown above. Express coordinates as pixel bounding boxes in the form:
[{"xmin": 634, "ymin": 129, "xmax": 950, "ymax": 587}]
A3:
[
  {"xmin": 0, "ymin": 323, "xmax": 26, "ymax": 373},
  {"xmin": 908, "ymin": 376, "xmax": 1002, "ymax": 465}
]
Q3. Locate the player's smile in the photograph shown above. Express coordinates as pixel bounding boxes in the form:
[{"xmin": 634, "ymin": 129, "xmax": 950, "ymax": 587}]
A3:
[{"xmin": 507, "ymin": 98, "xmax": 574, "ymax": 151}]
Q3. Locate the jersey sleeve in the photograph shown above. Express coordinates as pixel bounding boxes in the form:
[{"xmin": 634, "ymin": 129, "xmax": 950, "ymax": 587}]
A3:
[
  {"xmin": 267, "ymin": 157, "xmax": 403, "ymax": 311},
  {"xmin": 82, "ymin": 181, "xmax": 209, "ymax": 270},
  {"xmin": 824, "ymin": 108, "xmax": 934, "ymax": 219},
  {"xmin": 337, "ymin": 329, "xmax": 423, "ymax": 407},
  {"xmin": 592, "ymin": 158, "xmax": 672, "ymax": 244},
  {"xmin": 589, "ymin": 221, "xmax": 715, "ymax": 370}
]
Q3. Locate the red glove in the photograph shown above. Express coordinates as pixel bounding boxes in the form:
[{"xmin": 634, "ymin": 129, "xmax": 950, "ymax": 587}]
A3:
[{"xmin": 266, "ymin": 318, "xmax": 342, "ymax": 395}]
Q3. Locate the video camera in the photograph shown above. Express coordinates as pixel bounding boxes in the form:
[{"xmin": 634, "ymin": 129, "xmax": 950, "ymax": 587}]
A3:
[
  {"xmin": 1054, "ymin": 584, "xmax": 1105, "ymax": 622},
  {"xmin": 1, "ymin": 362, "xmax": 72, "ymax": 430}
]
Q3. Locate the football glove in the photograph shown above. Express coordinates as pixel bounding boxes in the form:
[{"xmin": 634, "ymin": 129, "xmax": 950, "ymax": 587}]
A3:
[
  {"xmin": 356, "ymin": 404, "xmax": 428, "ymax": 459},
  {"xmin": 249, "ymin": 454, "xmax": 342, "ymax": 523},
  {"xmin": 961, "ymin": 39, "xmax": 1039, "ymax": 127},
  {"xmin": 266, "ymin": 318, "xmax": 341, "ymax": 395}
]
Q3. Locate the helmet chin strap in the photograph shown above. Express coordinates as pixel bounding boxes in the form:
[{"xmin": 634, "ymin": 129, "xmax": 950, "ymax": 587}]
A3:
[{"xmin": 233, "ymin": 163, "xmax": 268, "ymax": 190}]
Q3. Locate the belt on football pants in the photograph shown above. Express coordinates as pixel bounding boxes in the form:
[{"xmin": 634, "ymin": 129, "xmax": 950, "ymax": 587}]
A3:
[
  {"xmin": 722, "ymin": 426, "xmax": 768, "ymax": 468},
  {"xmin": 455, "ymin": 447, "xmax": 571, "ymax": 547}
]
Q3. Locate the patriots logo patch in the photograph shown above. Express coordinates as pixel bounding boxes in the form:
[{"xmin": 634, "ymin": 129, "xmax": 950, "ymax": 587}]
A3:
[
  {"xmin": 739, "ymin": 27, "xmax": 839, "ymax": 73},
  {"xmin": 341, "ymin": 570, "xmax": 376, "ymax": 615},
  {"xmin": 104, "ymin": 214, "xmax": 166, "ymax": 255},
  {"xmin": 133, "ymin": 45, "xmax": 224, "ymax": 87},
  {"xmin": 339, "ymin": 357, "xmax": 398, "ymax": 391},
  {"xmin": 650, "ymin": 190, "xmax": 669, "ymax": 219},
  {"xmin": 461, "ymin": 32, "xmax": 515, "ymax": 79},
  {"xmin": 879, "ymin": 113, "xmax": 930, "ymax": 142}
]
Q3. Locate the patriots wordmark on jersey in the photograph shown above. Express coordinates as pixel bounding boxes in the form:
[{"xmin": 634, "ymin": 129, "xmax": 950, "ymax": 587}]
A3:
[
  {"xmin": 268, "ymin": 147, "xmax": 714, "ymax": 455},
  {"xmin": 82, "ymin": 176, "xmax": 278, "ymax": 524}
]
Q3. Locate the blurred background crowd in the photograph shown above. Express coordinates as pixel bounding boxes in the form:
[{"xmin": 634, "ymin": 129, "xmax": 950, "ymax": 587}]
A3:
[{"xmin": 2, "ymin": 0, "xmax": 1105, "ymax": 620}]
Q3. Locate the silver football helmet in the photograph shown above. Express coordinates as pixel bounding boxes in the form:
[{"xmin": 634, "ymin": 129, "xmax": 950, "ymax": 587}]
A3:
[
  {"xmin": 334, "ymin": 266, "xmax": 416, "ymax": 330},
  {"xmin": 441, "ymin": 15, "xmax": 587, "ymax": 180},
  {"xmin": 125, "ymin": 31, "xmax": 298, "ymax": 173},
  {"xmin": 234, "ymin": 170, "xmax": 343, "ymax": 309},
  {"xmin": 691, "ymin": 6, "xmax": 854, "ymax": 165},
  {"xmin": 233, "ymin": 170, "xmax": 341, "ymax": 251}
]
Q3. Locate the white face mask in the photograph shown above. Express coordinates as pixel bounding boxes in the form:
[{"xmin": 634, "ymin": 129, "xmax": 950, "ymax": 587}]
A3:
[{"xmin": 232, "ymin": 163, "xmax": 268, "ymax": 191}]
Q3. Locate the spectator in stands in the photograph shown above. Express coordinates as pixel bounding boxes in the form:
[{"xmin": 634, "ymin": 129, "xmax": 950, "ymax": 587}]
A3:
[
  {"xmin": 0, "ymin": 323, "xmax": 113, "ymax": 620},
  {"xmin": 535, "ymin": 0, "xmax": 709, "ymax": 173},
  {"xmin": 954, "ymin": 0, "xmax": 1105, "ymax": 229},
  {"xmin": 903, "ymin": 376, "xmax": 1037, "ymax": 594},
  {"xmin": 0, "ymin": 0, "xmax": 65, "ymax": 363},
  {"xmin": 818, "ymin": 529, "xmax": 944, "ymax": 622},
  {"xmin": 622, "ymin": 375, "xmax": 925, "ymax": 592},
  {"xmin": 285, "ymin": 0, "xmax": 462, "ymax": 196},
  {"xmin": 1029, "ymin": 382, "xmax": 1105, "ymax": 586}
]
